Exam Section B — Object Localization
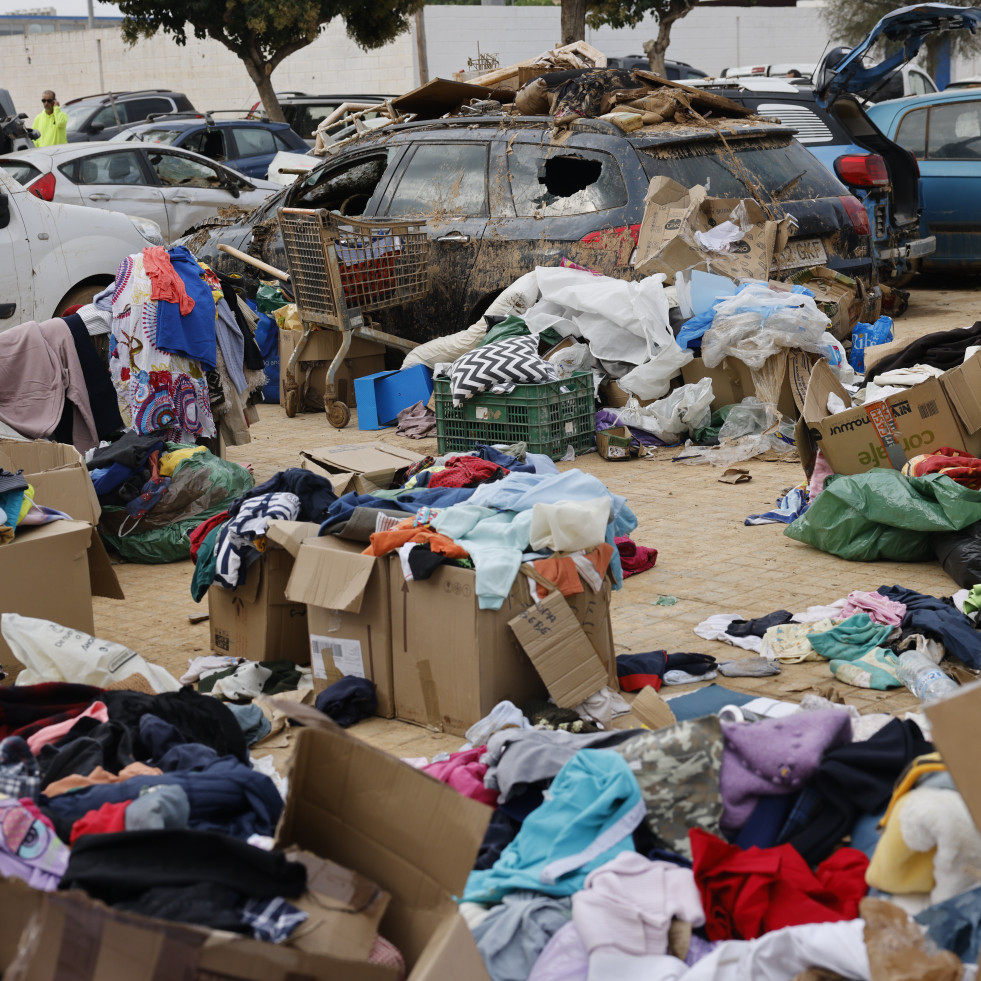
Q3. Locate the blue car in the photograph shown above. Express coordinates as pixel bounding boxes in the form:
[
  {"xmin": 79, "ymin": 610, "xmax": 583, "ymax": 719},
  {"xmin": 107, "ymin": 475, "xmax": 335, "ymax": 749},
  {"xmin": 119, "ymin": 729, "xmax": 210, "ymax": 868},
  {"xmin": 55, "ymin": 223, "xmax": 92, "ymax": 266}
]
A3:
[
  {"xmin": 868, "ymin": 88, "xmax": 981, "ymax": 274},
  {"xmin": 112, "ymin": 116, "xmax": 308, "ymax": 179}
]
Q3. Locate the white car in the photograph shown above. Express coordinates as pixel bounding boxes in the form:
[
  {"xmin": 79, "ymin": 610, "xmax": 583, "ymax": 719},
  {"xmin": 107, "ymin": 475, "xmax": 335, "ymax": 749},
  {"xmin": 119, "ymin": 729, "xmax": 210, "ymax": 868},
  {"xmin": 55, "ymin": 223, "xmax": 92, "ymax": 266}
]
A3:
[
  {"xmin": 0, "ymin": 142, "xmax": 278, "ymax": 244},
  {"xmin": 0, "ymin": 165, "xmax": 163, "ymax": 327}
]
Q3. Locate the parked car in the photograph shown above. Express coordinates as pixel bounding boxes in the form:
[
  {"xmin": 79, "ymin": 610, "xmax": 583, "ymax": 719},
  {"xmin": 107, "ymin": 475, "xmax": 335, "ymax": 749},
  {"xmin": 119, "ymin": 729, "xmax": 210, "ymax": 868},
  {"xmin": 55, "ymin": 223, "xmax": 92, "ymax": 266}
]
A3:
[
  {"xmin": 812, "ymin": 2, "xmax": 981, "ymax": 281},
  {"xmin": 697, "ymin": 77, "xmax": 931, "ymax": 284},
  {"xmin": 605, "ymin": 57, "xmax": 708, "ymax": 81},
  {"xmin": 112, "ymin": 116, "xmax": 308, "ymax": 179},
  {"xmin": 0, "ymin": 89, "xmax": 38, "ymax": 154},
  {"xmin": 867, "ymin": 88, "xmax": 981, "ymax": 274},
  {"xmin": 720, "ymin": 62, "xmax": 936, "ymax": 102},
  {"xmin": 0, "ymin": 142, "xmax": 278, "ymax": 244},
  {"xmin": 0, "ymin": 165, "xmax": 163, "ymax": 326},
  {"xmin": 178, "ymin": 110, "xmax": 874, "ymax": 345},
  {"xmin": 247, "ymin": 92, "xmax": 394, "ymax": 145},
  {"xmin": 64, "ymin": 90, "xmax": 195, "ymax": 143}
]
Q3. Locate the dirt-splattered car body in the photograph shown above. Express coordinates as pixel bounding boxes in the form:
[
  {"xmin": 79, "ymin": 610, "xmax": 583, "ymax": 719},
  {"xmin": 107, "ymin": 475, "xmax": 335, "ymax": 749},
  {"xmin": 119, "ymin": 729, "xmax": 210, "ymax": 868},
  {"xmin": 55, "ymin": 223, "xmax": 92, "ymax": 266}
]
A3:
[{"xmin": 178, "ymin": 114, "xmax": 874, "ymax": 344}]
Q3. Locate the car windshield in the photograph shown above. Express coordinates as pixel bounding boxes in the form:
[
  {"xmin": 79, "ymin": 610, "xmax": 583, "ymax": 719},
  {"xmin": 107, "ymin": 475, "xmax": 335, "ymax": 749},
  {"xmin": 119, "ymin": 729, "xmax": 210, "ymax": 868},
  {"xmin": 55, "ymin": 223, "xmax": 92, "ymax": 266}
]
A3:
[
  {"xmin": 64, "ymin": 104, "xmax": 94, "ymax": 133},
  {"xmin": 638, "ymin": 133, "xmax": 846, "ymax": 200},
  {"xmin": 129, "ymin": 128, "xmax": 182, "ymax": 145}
]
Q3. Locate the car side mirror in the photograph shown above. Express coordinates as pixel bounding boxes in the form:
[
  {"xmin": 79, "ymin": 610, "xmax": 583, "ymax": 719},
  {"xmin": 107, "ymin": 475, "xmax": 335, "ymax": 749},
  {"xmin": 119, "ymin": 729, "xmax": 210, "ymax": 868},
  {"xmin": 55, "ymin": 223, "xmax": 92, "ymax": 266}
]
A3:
[
  {"xmin": 0, "ymin": 190, "xmax": 10, "ymax": 229},
  {"xmin": 225, "ymin": 180, "xmax": 241, "ymax": 199},
  {"xmin": 89, "ymin": 121, "xmax": 105, "ymax": 134}
]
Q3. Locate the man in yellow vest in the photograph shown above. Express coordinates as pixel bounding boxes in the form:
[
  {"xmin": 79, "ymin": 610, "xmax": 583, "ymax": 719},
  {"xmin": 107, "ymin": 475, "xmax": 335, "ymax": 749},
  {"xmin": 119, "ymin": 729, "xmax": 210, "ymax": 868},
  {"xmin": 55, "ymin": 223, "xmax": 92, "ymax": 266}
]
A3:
[{"xmin": 33, "ymin": 91, "xmax": 68, "ymax": 147}]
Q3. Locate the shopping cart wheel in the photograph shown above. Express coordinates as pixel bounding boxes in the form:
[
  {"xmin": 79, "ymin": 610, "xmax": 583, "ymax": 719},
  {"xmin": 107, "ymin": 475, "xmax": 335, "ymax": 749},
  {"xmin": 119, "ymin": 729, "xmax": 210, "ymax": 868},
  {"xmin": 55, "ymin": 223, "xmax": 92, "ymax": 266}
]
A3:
[
  {"xmin": 284, "ymin": 388, "xmax": 299, "ymax": 418},
  {"xmin": 326, "ymin": 400, "xmax": 351, "ymax": 429}
]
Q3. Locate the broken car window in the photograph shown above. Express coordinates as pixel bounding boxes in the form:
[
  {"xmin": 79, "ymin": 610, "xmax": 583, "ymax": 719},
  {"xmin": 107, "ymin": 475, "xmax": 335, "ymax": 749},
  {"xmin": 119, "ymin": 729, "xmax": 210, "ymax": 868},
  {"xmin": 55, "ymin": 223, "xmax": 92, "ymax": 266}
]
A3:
[
  {"xmin": 509, "ymin": 146, "xmax": 627, "ymax": 217},
  {"xmin": 288, "ymin": 152, "xmax": 391, "ymax": 215},
  {"xmin": 385, "ymin": 143, "xmax": 488, "ymax": 218}
]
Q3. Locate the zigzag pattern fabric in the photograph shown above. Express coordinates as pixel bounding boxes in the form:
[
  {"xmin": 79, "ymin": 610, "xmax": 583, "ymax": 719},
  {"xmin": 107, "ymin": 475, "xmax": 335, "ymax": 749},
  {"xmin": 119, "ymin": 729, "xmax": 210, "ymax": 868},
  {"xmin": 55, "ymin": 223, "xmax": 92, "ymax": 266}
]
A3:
[{"xmin": 449, "ymin": 335, "xmax": 558, "ymax": 407}]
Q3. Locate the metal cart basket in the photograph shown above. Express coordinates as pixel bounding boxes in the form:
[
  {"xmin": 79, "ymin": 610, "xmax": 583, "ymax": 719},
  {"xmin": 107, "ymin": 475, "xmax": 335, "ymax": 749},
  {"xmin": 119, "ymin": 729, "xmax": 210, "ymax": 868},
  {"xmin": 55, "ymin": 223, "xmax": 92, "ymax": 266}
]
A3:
[{"xmin": 276, "ymin": 208, "xmax": 429, "ymax": 427}]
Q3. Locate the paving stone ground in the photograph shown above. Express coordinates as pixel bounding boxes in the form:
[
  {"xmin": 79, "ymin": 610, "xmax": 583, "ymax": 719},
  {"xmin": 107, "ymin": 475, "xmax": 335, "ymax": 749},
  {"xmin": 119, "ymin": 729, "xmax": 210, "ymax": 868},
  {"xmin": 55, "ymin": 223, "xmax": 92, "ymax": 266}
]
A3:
[{"xmin": 92, "ymin": 277, "xmax": 979, "ymax": 759}]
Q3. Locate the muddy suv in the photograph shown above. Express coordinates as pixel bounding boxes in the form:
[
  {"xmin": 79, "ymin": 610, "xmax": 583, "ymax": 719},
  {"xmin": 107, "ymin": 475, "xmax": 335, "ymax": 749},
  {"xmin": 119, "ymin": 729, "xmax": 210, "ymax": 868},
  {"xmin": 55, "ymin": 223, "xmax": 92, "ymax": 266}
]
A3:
[{"xmin": 180, "ymin": 113, "xmax": 874, "ymax": 344}]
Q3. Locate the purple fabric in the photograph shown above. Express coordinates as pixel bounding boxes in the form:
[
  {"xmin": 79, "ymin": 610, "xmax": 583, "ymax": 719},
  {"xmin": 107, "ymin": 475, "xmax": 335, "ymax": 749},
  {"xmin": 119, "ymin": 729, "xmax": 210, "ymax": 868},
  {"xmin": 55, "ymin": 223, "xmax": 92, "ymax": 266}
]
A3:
[
  {"xmin": 719, "ymin": 709, "xmax": 853, "ymax": 834},
  {"xmin": 0, "ymin": 796, "xmax": 69, "ymax": 890},
  {"xmin": 594, "ymin": 410, "xmax": 666, "ymax": 447}
]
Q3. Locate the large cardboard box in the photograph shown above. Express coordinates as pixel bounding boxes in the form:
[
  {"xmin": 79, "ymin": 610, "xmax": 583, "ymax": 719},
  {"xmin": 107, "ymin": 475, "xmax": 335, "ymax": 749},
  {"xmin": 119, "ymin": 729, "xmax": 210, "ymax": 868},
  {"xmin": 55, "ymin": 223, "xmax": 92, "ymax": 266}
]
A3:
[
  {"xmin": 279, "ymin": 328, "xmax": 386, "ymax": 408},
  {"xmin": 0, "ymin": 439, "xmax": 100, "ymax": 524},
  {"xmin": 926, "ymin": 680, "xmax": 981, "ymax": 836},
  {"xmin": 788, "ymin": 266, "xmax": 861, "ymax": 341},
  {"xmin": 207, "ymin": 521, "xmax": 317, "ymax": 664},
  {"xmin": 391, "ymin": 563, "xmax": 616, "ymax": 736},
  {"xmin": 300, "ymin": 441, "xmax": 425, "ymax": 496},
  {"xmin": 0, "ymin": 521, "xmax": 123, "ymax": 681},
  {"xmin": 635, "ymin": 177, "xmax": 792, "ymax": 284},
  {"xmin": 796, "ymin": 354, "xmax": 981, "ymax": 476},
  {"xmin": 285, "ymin": 536, "xmax": 395, "ymax": 717}
]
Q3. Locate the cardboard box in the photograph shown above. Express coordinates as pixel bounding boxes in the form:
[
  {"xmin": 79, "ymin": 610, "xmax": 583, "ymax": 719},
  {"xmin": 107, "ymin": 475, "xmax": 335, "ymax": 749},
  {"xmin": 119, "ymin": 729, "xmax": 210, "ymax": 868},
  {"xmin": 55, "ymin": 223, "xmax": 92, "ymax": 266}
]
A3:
[
  {"xmin": 285, "ymin": 536, "xmax": 395, "ymax": 717},
  {"xmin": 207, "ymin": 521, "xmax": 318, "ymax": 664},
  {"xmin": 391, "ymin": 562, "xmax": 616, "ymax": 736},
  {"xmin": 0, "ymin": 521, "xmax": 123, "ymax": 681},
  {"xmin": 300, "ymin": 442, "xmax": 425, "ymax": 497},
  {"xmin": 635, "ymin": 177, "xmax": 792, "ymax": 284},
  {"xmin": 926, "ymin": 679, "xmax": 981, "ymax": 835},
  {"xmin": 596, "ymin": 426, "xmax": 634, "ymax": 460},
  {"xmin": 789, "ymin": 266, "xmax": 860, "ymax": 341},
  {"xmin": 862, "ymin": 337, "xmax": 909, "ymax": 374},
  {"xmin": 796, "ymin": 354, "xmax": 981, "ymax": 476},
  {"xmin": 279, "ymin": 328, "xmax": 387, "ymax": 409},
  {"xmin": 681, "ymin": 350, "xmax": 815, "ymax": 419},
  {"xmin": 0, "ymin": 439, "xmax": 100, "ymax": 525}
]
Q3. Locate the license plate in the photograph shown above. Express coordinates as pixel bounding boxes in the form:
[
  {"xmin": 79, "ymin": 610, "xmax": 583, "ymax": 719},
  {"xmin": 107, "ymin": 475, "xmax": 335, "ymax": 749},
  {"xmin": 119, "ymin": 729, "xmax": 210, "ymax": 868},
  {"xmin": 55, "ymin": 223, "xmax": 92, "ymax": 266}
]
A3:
[{"xmin": 774, "ymin": 237, "xmax": 827, "ymax": 270}]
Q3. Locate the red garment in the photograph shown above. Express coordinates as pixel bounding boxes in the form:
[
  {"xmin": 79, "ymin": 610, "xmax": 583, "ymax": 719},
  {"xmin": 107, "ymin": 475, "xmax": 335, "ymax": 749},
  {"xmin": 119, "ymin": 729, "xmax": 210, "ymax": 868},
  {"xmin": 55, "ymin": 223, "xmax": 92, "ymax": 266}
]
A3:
[
  {"xmin": 69, "ymin": 800, "xmax": 130, "ymax": 843},
  {"xmin": 143, "ymin": 246, "xmax": 194, "ymax": 315},
  {"xmin": 616, "ymin": 535, "xmax": 658, "ymax": 578},
  {"xmin": 363, "ymin": 524, "xmax": 469, "ymax": 560},
  {"xmin": 189, "ymin": 510, "xmax": 230, "ymax": 562},
  {"xmin": 690, "ymin": 828, "xmax": 869, "ymax": 941},
  {"xmin": 905, "ymin": 447, "xmax": 981, "ymax": 490},
  {"xmin": 422, "ymin": 747, "xmax": 497, "ymax": 807},
  {"xmin": 428, "ymin": 457, "xmax": 508, "ymax": 489}
]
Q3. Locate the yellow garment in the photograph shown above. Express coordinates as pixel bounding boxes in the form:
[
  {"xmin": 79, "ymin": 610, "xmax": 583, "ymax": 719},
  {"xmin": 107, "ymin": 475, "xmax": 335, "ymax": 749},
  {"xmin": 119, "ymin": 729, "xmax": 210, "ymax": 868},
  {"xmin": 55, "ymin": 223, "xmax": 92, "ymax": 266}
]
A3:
[
  {"xmin": 32, "ymin": 106, "xmax": 68, "ymax": 147},
  {"xmin": 17, "ymin": 484, "xmax": 34, "ymax": 524},
  {"xmin": 761, "ymin": 618, "xmax": 837, "ymax": 663},
  {"xmin": 880, "ymin": 753, "xmax": 946, "ymax": 826},
  {"xmin": 159, "ymin": 446, "xmax": 206, "ymax": 477}
]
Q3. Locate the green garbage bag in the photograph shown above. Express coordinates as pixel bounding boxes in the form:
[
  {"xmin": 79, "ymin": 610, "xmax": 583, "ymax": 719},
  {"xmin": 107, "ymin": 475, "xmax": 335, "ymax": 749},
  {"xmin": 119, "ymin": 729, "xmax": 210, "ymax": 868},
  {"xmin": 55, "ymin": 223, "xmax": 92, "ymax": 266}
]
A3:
[
  {"xmin": 478, "ymin": 314, "xmax": 530, "ymax": 348},
  {"xmin": 256, "ymin": 283, "xmax": 290, "ymax": 315},
  {"xmin": 784, "ymin": 470, "xmax": 981, "ymax": 562},
  {"xmin": 99, "ymin": 446, "xmax": 254, "ymax": 564}
]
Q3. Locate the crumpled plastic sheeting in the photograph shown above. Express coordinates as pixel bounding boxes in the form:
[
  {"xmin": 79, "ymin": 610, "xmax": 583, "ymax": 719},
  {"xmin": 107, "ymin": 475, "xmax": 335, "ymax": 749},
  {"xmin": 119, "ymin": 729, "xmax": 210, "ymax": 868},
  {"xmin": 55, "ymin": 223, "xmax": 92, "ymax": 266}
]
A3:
[
  {"xmin": 523, "ymin": 267, "xmax": 675, "ymax": 368},
  {"xmin": 615, "ymin": 378, "xmax": 714, "ymax": 441},
  {"xmin": 701, "ymin": 285, "xmax": 831, "ymax": 372}
]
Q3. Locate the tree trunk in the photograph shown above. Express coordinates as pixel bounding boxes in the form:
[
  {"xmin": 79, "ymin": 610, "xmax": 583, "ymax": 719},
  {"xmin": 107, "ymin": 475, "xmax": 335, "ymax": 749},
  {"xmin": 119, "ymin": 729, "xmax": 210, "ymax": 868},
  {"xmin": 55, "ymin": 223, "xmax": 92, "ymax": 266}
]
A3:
[
  {"xmin": 561, "ymin": 0, "xmax": 587, "ymax": 46},
  {"xmin": 643, "ymin": 26, "xmax": 670, "ymax": 77},
  {"xmin": 243, "ymin": 52, "xmax": 286, "ymax": 122}
]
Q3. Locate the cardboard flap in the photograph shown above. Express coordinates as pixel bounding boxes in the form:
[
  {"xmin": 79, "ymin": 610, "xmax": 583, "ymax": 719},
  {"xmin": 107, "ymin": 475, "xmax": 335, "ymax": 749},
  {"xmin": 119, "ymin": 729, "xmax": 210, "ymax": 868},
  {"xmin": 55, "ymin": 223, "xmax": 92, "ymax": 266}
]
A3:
[
  {"xmin": 629, "ymin": 687, "xmax": 676, "ymax": 730},
  {"xmin": 86, "ymin": 529, "xmax": 124, "ymax": 600},
  {"xmin": 801, "ymin": 358, "xmax": 852, "ymax": 424},
  {"xmin": 927, "ymin": 680, "xmax": 981, "ymax": 834},
  {"xmin": 280, "ymin": 726, "xmax": 491, "ymax": 913},
  {"xmin": 265, "ymin": 520, "xmax": 322, "ymax": 559},
  {"xmin": 286, "ymin": 538, "xmax": 375, "ymax": 614},
  {"xmin": 786, "ymin": 349, "xmax": 817, "ymax": 415},
  {"xmin": 940, "ymin": 352, "xmax": 981, "ymax": 435},
  {"xmin": 0, "ymin": 438, "xmax": 101, "ymax": 525},
  {"xmin": 508, "ymin": 590, "xmax": 608, "ymax": 708},
  {"xmin": 301, "ymin": 442, "xmax": 423, "ymax": 475}
]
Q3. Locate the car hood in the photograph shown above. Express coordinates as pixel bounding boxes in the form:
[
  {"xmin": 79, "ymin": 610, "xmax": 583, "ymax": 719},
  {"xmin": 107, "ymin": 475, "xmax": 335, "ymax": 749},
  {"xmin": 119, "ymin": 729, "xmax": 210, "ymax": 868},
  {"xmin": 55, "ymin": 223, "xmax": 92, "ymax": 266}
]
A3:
[{"xmin": 814, "ymin": 2, "xmax": 981, "ymax": 105}]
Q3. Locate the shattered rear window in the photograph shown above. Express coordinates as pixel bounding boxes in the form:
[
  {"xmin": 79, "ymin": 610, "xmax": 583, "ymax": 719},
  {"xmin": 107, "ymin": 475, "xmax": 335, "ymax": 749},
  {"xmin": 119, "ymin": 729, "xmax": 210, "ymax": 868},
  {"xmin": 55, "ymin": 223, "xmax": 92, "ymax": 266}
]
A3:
[
  {"xmin": 509, "ymin": 146, "xmax": 627, "ymax": 217},
  {"xmin": 638, "ymin": 135, "xmax": 846, "ymax": 201}
]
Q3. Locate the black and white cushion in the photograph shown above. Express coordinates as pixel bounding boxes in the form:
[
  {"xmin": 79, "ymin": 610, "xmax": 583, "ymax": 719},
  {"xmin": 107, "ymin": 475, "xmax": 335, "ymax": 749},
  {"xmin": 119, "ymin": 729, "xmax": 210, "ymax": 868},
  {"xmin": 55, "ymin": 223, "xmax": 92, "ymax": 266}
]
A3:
[{"xmin": 449, "ymin": 336, "xmax": 558, "ymax": 406}]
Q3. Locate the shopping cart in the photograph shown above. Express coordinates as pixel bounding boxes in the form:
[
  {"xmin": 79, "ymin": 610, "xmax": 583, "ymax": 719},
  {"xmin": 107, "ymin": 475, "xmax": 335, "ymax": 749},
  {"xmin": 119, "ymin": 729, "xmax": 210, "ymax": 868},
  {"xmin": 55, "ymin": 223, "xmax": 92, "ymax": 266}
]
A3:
[{"xmin": 219, "ymin": 209, "xmax": 429, "ymax": 427}]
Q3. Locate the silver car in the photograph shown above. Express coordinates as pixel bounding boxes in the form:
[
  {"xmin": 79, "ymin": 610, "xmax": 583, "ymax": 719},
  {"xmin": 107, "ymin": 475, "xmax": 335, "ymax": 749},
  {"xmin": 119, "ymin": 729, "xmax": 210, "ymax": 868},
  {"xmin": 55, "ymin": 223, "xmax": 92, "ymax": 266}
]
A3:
[{"xmin": 0, "ymin": 141, "xmax": 279, "ymax": 244}]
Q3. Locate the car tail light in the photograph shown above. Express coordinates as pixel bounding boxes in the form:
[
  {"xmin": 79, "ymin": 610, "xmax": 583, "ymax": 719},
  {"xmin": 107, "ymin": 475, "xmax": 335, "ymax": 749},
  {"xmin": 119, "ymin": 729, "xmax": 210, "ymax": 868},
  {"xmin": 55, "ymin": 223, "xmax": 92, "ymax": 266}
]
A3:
[
  {"xmin": 580, "ymin": 224, "xmax": 641, "ymax": 247},
  {"xmin": 834, "ymin": 153, "xmax": 889, "ymax": 188},
  {"xmin": 839, "ymin": 195, "xmax": 871, "ymax": 237},
  {"xmin": 28, "ymin": 172, "xmax": 56, "ymax": 201}
]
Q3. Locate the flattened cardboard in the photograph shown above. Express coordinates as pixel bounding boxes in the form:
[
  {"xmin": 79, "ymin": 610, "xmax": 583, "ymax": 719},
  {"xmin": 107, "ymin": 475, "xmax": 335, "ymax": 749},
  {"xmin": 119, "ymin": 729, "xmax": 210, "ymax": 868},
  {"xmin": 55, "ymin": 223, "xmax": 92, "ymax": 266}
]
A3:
[
  {"xmin": 629, "ymin": 686, "xmax": 677, "ymax": 730},
  {"xmin": 509, "ymin": 589, "xmax": 609, "ymax": 707},
  {"xmin": 278, "ymin": 725, "xmax": 492, "ymax": 981},
  {"xmin": 285, "ymin": 537, "xmax": 394, "ymax": 716},
  {"xmin": 0, "ymin": 438, "xmax": 101, "ymax": 524},
  {"xmin": 862, "ymin": 338, "xmax": 908, "ymax": 374},
  {"xmin": 208, "ymin": 525, "xmax": 317, "ymax": 663},
  {"xmin": 926, "ymin": 680, "xmax": 981, "ymax": 834},
  {"xmin": 0, "ymin": 522, "xmax": 123, "ymax": 680},
  {"xmin": 798, "ymin": 357, "xmax": 981, "ymax": 477},
  {"xmin": 300, "ymin": 441, "xmax": 424, "ymax": 496},
  {"xmin": 391, "ymin": 78, "xmax": 496, "ymax": 120},
  {"xmin": 681, "ymin": 353, "xmax": 807, "ymax": 418}
]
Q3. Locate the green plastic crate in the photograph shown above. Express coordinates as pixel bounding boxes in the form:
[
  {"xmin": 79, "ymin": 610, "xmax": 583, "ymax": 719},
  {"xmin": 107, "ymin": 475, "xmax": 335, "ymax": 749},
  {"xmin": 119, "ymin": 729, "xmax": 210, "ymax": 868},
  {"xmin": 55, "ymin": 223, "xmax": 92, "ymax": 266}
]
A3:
[{"xmin": 434, "ymin": 372, "xmax": 596, "ymax": 460}]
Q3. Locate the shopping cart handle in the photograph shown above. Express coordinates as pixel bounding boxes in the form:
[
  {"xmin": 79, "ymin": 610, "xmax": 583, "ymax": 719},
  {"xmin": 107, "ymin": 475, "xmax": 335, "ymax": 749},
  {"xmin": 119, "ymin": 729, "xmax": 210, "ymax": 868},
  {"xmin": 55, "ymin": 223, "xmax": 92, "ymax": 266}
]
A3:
[{"xmin": 217, "ymin": 243, "xmax": 290, "ymax": 282}]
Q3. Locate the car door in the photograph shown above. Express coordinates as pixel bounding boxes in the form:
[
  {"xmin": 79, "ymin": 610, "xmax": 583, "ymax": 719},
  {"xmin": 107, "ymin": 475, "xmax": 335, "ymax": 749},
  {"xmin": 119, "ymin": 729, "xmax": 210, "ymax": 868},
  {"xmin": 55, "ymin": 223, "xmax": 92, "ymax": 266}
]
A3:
[
  {"xmin": 67, "ymin": 148, "xmax": 168, "ymax": 231},
  {"xmin": 144, "ymin": 148, "xmax": 242, "ymax": 243},
  {"xmin": 895, "ymin": 99, "xmax": 981, "ymax": 268},
  {"xmin": 227, "ymin": 126, "xmax": 280, "ymax": 178},
  {"xmin": 374, "ymin": 138, "xmax": 490, "ymax": 340},
  {"xmin": 0, "ymin": 173, "xmax": 34, "ymax": 325}
]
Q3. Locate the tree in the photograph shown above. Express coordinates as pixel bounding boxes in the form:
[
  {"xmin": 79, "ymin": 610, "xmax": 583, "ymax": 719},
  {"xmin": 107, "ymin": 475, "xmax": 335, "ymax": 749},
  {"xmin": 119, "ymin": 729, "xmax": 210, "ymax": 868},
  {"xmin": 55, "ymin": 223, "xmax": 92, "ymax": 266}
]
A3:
[
  {"xmin": 823, "ymin": 0, "xmax": 981, "ymax": 82},
  {"xmin": 587, "ymin": 0, "xmax": 701, "ymax": 76},
  {"xmin": 112, "ymin": 0, "xmax": 425, "ymax": 122},
  {"xmin": 561, "ymin": 0, "xmax": 587, "ymax": 45}
]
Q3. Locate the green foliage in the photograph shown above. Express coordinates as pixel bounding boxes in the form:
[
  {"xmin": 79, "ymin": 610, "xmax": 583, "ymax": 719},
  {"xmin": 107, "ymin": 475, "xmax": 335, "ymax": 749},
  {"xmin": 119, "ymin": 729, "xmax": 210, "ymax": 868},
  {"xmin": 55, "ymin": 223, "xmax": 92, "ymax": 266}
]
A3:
[{"xmin": 586, "ymin": 0, "xmax": 695, "ymax": 32}]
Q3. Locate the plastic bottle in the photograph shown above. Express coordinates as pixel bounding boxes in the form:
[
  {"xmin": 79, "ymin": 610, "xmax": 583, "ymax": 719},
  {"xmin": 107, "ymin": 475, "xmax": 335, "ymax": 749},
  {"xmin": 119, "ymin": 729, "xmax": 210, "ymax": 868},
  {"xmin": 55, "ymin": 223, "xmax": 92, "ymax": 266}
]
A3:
[{"xmin": 896, "ymin": 649, "xmax": 959, "ymax": 702}]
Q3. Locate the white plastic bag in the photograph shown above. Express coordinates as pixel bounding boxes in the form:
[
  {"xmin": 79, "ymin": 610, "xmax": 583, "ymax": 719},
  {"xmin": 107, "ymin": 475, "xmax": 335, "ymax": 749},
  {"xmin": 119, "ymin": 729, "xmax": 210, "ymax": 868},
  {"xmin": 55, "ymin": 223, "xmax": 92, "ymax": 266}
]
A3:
[
  {"xmin": 718, "ymin": 397, "xmax": 776, "ymax": 440},
  {"xmin": 615, "ymin": 340, "xmax": 693, "ymax": 402},
  {"xmin": 1, "ymin": 614, "xmax": 181, "ymax": 692},
  {"xmin": 547, "ymin": 341, "xmax": 592, "ymax": 379},
  {"xmin": 643, "ymin": 378, "xmax": 715, "ymax": 440}
]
